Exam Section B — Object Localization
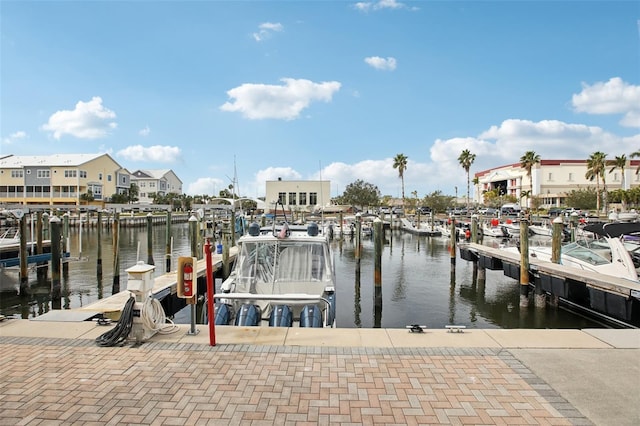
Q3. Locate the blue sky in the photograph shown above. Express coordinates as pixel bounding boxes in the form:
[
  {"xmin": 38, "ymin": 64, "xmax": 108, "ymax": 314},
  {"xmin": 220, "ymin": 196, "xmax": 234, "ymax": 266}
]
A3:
[{"xmin": 1, "ymin": 0, "xmax": 639, "ymax": 201}]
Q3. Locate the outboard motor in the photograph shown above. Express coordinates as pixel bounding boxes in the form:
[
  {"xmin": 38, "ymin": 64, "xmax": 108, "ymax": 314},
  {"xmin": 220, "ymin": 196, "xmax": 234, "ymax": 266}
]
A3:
[
  {"xmin": 299, "ymin": 304, "xmax": 323, "ymax": 328},
  {"xmin": 235, "ymin": 304, "xmax": 262, "ymax": 326},
  {"xmin": 214, "ymin": 303, "xmax": 234, "ymax": 325},
  {"xmin": 269, "ymin": 304, "xmax": 293, "ymax": 327}
]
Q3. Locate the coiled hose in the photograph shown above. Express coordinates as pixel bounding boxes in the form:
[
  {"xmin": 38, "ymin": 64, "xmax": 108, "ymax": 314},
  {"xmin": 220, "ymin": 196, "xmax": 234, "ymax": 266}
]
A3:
[
  {"xmin": 95, "ymin": 296, "xmax": 135, "ymax": 347},
  {"xmin": 141, "ymin": 296, "xmax": 179, "ymax": 334}
]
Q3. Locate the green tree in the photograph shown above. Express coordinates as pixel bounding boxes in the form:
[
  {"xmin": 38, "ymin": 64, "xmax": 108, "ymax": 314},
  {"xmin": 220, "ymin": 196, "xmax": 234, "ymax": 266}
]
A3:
[
  {"xmin": 457, "ymin": 149, "xmax": 475, "ymax": 210},
  {"xmin": 392, "ymin": 154, "xmax": 408, "ymax": 209},
  {"xmin": 127, "ymin": 183, "xmax": 139, "ymax": 204},
  {"xmin": 339, "ymin": 179, "xmax": 381, "ymax": 210},
  {"xmin": 519, "ymin": 151, "xmax": 541, "ymax": 208},
  {"xmin": 80, "ymin": 190, "xmax": 94, "ymax": 203},
  {"xmin": 422, "ymin": 190, "xmax": 455, "ymax": 214},
  {"xmin": 564, "ymin": 187, "xmax": 598, "ymax": 211},
  {"xmin": 585, "ymin": 151, "xmax": 607, "ymax": 213}
]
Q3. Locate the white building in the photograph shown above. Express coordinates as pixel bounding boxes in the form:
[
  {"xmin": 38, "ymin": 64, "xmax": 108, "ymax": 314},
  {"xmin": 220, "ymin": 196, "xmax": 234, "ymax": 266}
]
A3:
[
  {"xmin": 474, "ymin": 159, "xmax": 640, "ymax": 208},
  {"xmin": 130, "ymin": 169, "xmax": 183, "ymax": 204},
  {"xmin": 264, "ymin": 179, "xmax": 331, "ymax": 213}
]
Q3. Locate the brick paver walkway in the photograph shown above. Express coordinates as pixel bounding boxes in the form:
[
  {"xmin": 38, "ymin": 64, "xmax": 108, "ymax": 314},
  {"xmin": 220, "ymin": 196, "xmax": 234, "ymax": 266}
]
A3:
[{"xmin": 0, "ymin": 337, "xmax": 590, "ymax": 425}]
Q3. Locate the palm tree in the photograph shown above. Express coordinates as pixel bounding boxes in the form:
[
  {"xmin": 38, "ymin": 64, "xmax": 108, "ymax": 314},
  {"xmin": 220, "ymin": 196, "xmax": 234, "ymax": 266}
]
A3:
[
  {"xmin": 457, "ymin": 149, "xmax": 476, "ymax": 210},
  {"xmin": 519, "ymin": 151, "xmax": 541, "ymax": 209},
  {"xmin": 630, "ymin": 149, "xmax": 640, "ymax": 175},
  {"xmin": 585, "ymin": 151, "xmax": 607, "ymax": 213},
  {"xmin": 392, "ymin": 153, "xmax": 408, "ymax": 210},
  {"xmin": 608, "ymin": 155, "xmax": 627, "ymax": 210}
]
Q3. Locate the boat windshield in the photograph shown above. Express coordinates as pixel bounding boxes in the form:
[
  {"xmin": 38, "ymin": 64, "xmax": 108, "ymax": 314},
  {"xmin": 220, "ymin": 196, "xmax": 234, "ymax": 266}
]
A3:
[
  {"xmin": 236, "ymin": 240, "xmax": 331, "ymax": 286},
  {"xmin": 562, "ymin": 240, "xmax": 611, "ymax": 266}
]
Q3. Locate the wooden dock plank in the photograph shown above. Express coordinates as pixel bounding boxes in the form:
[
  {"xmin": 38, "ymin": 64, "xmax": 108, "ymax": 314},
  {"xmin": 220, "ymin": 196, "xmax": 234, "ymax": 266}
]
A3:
[
  {"xmin": 77, "ymin": 247, "xmax": 237, "ymax": 314},
  {"xmin": 462, "ymin": 242, "xmax": 640, "ymax": 298}
]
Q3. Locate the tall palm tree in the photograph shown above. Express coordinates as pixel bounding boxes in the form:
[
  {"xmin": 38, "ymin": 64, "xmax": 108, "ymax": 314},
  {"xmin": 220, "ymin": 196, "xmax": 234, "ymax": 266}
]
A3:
[
  {"xmin": 585, "ymin": 151, "xmax": 607, "ymax": 213},
  {"xmin": 608, "ymin": 154, "xmax": 627, "ymax": 210},
  {"xmin": 519, "ymin": 151, "xmax": 541, "ymax": 209},
  {"xmin": 630, "ymin": 149, "xmax": 640, "ymax": 175},
  {"xmin": 457, "ymin": 149, "xmax": 476, "ymax": 210},
  {"xmin": 392, "ymin": 153, "xmax": 408, "ymax": 209}
]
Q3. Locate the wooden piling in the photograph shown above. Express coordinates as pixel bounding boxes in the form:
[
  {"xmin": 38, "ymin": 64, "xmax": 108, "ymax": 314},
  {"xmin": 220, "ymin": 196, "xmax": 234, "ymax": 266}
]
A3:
[
  {"xmin": 373, "ymin": 218, "xmax": 382, "ymax": 286},
  {"xmin": 112, "ymin": 212, "xmax": 120, "ymax": 293},
  {"xmin": 36, "ymin": 211, "xmax": 46, "ymax": 280},
  {"xmin": 146, "ymin": 213, "xmax": 155, "ymax": 265},
  {"xmin": 50, "ymin": 216, "xmax": 62, "ymax": 303},
  {"xmin": 165, "ymin": 211, "xmax": 172, "ymax": 273},
  {"xmin": 355, "ymin": 214, "xmax": 362, "ymax": 260},
  {"xmin": 96, "ymin": 210, "xmax": 103, "ymax": 277},
  {"xmin": 18, "ymin": 214, "xmax": 28, "ymax": 292},
  {"xmin": 62, "ymin": 213, "xmax": 69, "ymax": 276},
  {"xmin": 519, "ymin": 218, "xmax": 530, "ymax": 307},
  {"xmin": 449, "ymin": 218, "xmax": 456, "ymax": 269}
]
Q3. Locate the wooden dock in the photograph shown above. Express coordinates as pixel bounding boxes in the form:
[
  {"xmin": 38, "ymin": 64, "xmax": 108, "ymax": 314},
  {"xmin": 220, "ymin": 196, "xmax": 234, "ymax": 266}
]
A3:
[
  {"xmin": 75, "ymin": 247, "xmax": 238, "ymax": 318},
  {"xmin": 459, "ymin": 242, "xmax": 640, "ymax": 327}
]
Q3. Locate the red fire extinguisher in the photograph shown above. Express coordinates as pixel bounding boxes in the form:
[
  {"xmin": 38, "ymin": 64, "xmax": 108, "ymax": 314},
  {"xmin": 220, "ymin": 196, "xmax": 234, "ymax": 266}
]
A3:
[{"xmin": 183, "ymin": 262, "xmax": 193, "ymax": 297}]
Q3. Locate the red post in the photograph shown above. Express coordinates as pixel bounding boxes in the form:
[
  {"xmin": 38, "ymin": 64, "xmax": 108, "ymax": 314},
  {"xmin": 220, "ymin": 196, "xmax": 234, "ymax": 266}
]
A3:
[{"xmin": 204, "ymin": 238, "xmax": 216, "ymax": 346}]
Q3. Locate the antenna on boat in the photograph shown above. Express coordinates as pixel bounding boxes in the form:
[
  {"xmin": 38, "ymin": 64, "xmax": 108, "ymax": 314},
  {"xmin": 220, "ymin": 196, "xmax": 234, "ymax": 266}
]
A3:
[{"xmin": 319, "ymin": 160, "xmax": 324, "ymax": 225}]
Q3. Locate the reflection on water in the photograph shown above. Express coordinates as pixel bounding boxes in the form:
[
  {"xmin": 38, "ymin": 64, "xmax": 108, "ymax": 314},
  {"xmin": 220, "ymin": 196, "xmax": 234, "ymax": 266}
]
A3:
[{"xmin": 0, "ymin": 224, "xmax": 604, "ymax": 329}]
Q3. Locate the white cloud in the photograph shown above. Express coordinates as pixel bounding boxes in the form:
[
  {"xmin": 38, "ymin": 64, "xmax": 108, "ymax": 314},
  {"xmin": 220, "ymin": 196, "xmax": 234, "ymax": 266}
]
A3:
[
  {"xmin": 187, "ymin": 177, "xmax": 225, "ymax": 196},
  {"xmin": 116, "ymin": 145, "xmax": 182, "ymax": 163},
  {"xmin": 353, "ymin": 0, "xmax": 412, "ymax": 12},
  {"xmin": 572, "ymin": 77, "xmax": 640, "ymax": 128},
  {"xmin": 139, "ymin": 126, "xmax": 151, "ymax": 137},
  {"xmin": 364, "ymin": 56, "xmax": 397, "ymax": 71},
  {"xmin": 42, "ymin": 96, "xmax": 117, "ymax": 139},
  {"xmin": 2, "ymin": 130, "xmax": 27, "ymax": 145},
  {"xmin": 252, "ymin": 22, "xmax": 284, "ymax": 42},
  {"xmin": 220, "ymin": 78, "xmax": 341, "ymax": 120}
]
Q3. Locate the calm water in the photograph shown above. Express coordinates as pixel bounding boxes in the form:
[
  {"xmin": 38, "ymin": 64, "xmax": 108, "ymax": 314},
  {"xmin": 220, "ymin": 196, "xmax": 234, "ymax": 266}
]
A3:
[{"xmin": 0, "ymin": 223, "xmax": 603, "ymax": 329}]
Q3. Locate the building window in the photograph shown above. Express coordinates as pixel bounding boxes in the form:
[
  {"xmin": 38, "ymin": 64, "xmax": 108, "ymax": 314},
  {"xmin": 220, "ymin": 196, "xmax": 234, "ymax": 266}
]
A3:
[
  {"xmin": 11, "ymin": 170, "xmax": 23, "ymax": 178},
  {"xmin": 568, "ymin": 173, "xmax": 573, "ymax": 182},
  {"xmin": 98, "ymin": 173, "xmax": 103, "ymax": 180},
  {"xmin": 309, "ymin": 192, "xmax": 318, "ymax": 206},
  {"xmin": 140, "ymin": 182, "xmax": 146, "ymax": 188},
  {"xmin": 64, "ymin": 170, "xmax": 77, "ymax": 178},
  {"xmin": 107, "ymin": 175, "xmax": 112, "ymax": 182},
  {"xmin": 288, "ymin": 192, "xmax": 297, "ymax": 205},
  {"xmin": 121, "ymin": 176, "xmax": 126, "ymax": 183},
  {"xmin": 149, "ymin": 182, "xmax": 156, "ymax": 188},
  {"xmin": 613, "ymin": 173, "xmax": 619, "ymax": 182},
  {"xmin": 299, "ymin": 192, "xmax": 307, "ymax": 205},
  {"xmin": 278, "ymin": 192, "xmax": 286, "ymax": 204},
  {"xmin": 80, "ymin": 171, "xmax": 87, "ymax": 178},
  {"xmin": 547, "ymin": 173, "xmax": 553, "ymax": 181},
  {"xmin": 36, "ymin": 170, "xmax": 50, "ymax": 178}
]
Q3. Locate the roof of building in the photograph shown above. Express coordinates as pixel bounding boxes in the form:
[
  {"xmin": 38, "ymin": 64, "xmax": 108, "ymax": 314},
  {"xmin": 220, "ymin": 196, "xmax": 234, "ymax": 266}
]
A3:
[
  {"xmin": 0, "ymin": 153, "xmax": 119, "ymax": 168},
  {"xmin": 130, "ymin": 169, "xmax": 181, "ymax": 183}
]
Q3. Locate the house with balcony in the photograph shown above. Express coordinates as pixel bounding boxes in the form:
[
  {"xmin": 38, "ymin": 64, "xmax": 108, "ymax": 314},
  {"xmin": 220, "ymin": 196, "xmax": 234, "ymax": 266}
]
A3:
[
  {"xmin": 0, "ymin": 153, "xmax": 129, "ymax": 206},
  {"xmin": 130, "ymin": 169, "xmax": 183, "ymax": 204}
]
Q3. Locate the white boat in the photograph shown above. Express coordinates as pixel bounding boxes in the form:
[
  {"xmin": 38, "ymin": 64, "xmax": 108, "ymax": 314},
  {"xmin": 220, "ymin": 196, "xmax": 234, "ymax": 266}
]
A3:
[
  {"xmin": 482, "ymin": 222, "xmax": 510, "ymax": 238},
  {"xmin": 528, "ymin": 222, "xmax": 553, "ymax": 237},
  {"xmin": 503, "ymin": 222, "xmax": 640, "ymax": 282},
  {"xmin": 215, "ymin": 219, "xmax": 337, "ymax": 327},
  {"xmin": 0, "ymin": 227, "xmax": 20, "ymax": 247}
]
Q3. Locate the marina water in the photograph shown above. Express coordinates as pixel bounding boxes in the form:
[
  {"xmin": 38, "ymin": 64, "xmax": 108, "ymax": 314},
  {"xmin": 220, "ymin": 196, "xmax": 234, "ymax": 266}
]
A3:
[{"xmin": 0, "ymin": 222, "xmax": 603, "ymax": 329}]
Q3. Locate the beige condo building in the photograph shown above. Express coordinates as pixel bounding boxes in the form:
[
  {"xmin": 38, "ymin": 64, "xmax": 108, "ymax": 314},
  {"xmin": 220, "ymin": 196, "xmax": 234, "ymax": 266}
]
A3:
[
  {"xmin": 474, "ymin": 159, "xmax": 640, "ymax": 208},
  {"xmin": 0, "ymin": 153, "xmax": 130, "ymax": 206}
]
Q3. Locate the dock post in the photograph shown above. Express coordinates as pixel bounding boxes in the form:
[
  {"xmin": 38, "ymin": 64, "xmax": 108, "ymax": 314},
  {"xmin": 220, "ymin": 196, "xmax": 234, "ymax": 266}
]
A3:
[
  {"xmin": 449, "ymin": 218, "xmax": 456, "ymax": 270},
  {"xmin": 551, "ymin": 216, "xmax": 563, "ymax": 264},
  {"xmin": 42, "ymin": 211, "xmax": 49, "ymax": 240},
  {"xmin": 188, "ymin": 214, "xmax": 199, "ymax": 335},
  {"xmin": 18, "ymin": 212, "xmax": 29, "ymax": 293},
  {"xmin": 50, "ymin": 215, "xmax": 62, "ymax": 307},
  {"xmin": 35, "ymin": 211, "xmax": 45, "ymax": 280},
  {"xmin": 112, "ymin": 212, "xmax": 120, "ymax": 293},
  {"xmin": 205, "ymin": 238, "xmax": 216, "ymax": 346},
  {"xmin": 165, "ymin": 210, "xmax": 172, "ymax": 273},
  {"xmin": 373, "ymin": 217, "xmax": 383, "ymax": 328},
  {"xmin": 146, "ymin": 213, "xmax": 155, "ymax": 265},
  {"xmin": 96, "ymin": 210, "xmax": 103, "ymax": 277},
  {"xmin": 62, "ymin": 213, "xmax": 69, "ymax": 276},
  {"xmin": 355, "ymin": 213, "xmax": 362, "ymax": 260},
  {"xmin": 519, "ymin": 218, "xmax": 530, "ymax": 307}
]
